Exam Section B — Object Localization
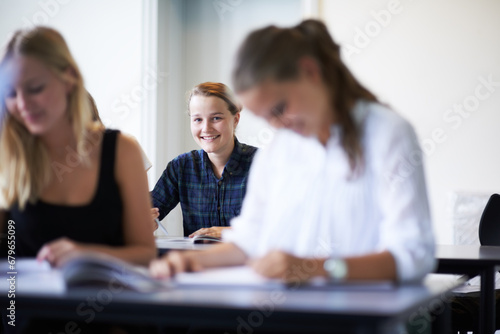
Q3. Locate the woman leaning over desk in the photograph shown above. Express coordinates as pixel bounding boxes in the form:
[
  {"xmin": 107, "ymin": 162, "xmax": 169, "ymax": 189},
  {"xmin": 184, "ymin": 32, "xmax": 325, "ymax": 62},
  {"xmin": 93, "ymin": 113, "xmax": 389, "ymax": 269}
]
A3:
[
  {"xmin": 151, "ymin": 19, "xmax": 435, "ymax": 283},
  {"xmin": 151, "ymin": 82, "xmax": 257, "ymax": 238},
  {"xmin": 0, "ymin": 27, "xmax": 156, "ymax": 267}
]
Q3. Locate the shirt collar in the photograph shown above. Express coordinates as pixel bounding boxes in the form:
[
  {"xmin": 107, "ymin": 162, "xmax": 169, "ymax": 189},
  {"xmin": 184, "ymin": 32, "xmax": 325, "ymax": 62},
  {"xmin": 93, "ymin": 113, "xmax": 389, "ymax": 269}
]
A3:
[{"xmin": 200, "ymin": 138, "xmax": 247, "ymax": 178}]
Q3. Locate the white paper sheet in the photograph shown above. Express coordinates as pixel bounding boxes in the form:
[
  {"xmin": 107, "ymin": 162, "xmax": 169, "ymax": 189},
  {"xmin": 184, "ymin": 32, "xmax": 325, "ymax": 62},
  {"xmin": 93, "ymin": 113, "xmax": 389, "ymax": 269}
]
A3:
[
  {"xmin": 174, "ymin": 266, "xmax": 279, "ymax": 287},
  {"xmin": 173, "ymin": 266, "xmax": 395, "ymax": 290},
  {"xmin": 452, "ymin": 272, "xmax": 500, "ymax": 294},
  {"xmin": 0, "ymin": 259, "xmax": 66, "ymax": 295}
]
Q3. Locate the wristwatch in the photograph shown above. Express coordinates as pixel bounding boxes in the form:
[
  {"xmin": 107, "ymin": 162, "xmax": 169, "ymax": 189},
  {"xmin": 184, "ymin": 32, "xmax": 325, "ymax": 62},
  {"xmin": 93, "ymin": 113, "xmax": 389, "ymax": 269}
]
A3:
[{"xmin": 323, "ymin": 258, "xmax": 348, "ymax": 282}]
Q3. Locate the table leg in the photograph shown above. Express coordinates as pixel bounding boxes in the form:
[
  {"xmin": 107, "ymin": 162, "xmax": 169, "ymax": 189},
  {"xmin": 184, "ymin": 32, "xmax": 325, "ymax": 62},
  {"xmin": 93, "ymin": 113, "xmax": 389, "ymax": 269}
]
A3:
[{"xmin": 479, "ymin": 266, "xmax": 495, "ymax": 334}]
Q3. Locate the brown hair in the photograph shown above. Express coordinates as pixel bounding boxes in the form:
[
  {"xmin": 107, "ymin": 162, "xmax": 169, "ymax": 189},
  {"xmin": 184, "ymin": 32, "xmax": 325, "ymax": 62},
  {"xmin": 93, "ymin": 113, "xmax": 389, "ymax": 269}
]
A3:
[
  {"xmin": 232, "ymin": 19, "xmax": 378, "ymax": 172},
  {"xmin": 187, "ymin": 82, "xmax": 241, "ymax": 116}
]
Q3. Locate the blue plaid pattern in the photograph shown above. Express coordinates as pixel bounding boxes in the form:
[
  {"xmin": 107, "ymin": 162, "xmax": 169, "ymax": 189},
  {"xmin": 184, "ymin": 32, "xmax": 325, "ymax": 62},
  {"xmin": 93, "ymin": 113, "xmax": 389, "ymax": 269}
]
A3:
[{"xmin": 151, "ymin": 139, "xmax": 257, "ymax": 236}]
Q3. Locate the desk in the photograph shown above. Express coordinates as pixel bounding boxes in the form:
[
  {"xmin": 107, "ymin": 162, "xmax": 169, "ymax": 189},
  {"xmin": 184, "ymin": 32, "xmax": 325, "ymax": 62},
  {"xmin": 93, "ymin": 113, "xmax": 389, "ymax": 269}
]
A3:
[
  {"xmin": 4, "ymin": 274, "xmax": 461, "ymax": 334},
  {"xmin": 436, "ymin": 244, "xmax": 500, "ymax": 334}
]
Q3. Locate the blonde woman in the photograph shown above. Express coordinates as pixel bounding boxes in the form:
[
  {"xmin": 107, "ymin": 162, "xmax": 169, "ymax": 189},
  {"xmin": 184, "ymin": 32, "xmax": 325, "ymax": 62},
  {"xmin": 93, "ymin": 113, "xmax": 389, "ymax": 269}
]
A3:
[{"xmin": 0, "ymin": 27, "xmax": 156, "ymax": 267}]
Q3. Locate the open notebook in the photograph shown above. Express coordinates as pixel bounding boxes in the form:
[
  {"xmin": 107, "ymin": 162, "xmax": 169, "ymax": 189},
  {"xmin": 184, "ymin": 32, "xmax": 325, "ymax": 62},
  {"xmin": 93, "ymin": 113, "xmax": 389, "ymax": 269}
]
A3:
[{"xmin": 0, "ymin": 254, "xmax": 170, "ymax": 294}]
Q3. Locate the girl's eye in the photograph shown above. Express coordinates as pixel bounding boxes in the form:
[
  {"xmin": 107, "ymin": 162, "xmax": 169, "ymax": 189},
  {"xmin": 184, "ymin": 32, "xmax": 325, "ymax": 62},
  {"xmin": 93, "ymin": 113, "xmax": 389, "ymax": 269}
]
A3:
[
  {"xmin": 28, "ymin": 85, "xmax": 44, "ymax": 94},
  {"xmin": 193, "ymin": 118, "xmax": 202, "ymax": 122},
  {"xmin": 5, "ymin": 90, "xmax": 16, "ymax": 99},
  {"xmin": 213, "ymin": 117, "xmax": 221, "ymax": 121},
  {"xmin": 271, "ymin": 101, "xmax": 286, "ymax": 118}
]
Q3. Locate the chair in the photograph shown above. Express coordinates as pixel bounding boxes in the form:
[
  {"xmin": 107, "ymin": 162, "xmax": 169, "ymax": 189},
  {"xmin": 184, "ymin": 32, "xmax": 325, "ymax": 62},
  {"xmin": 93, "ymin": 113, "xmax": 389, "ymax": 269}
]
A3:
[
  {"xmin": 479, "ymin": 194, "xmax": 500, "ymax": 246},
  {"xmin": 450, "ymin": 191, "xmax": 490, "ymax": 246},
  {"xmin": 454, "ymin": 193, "xmax": 500, "ymax": 334}
]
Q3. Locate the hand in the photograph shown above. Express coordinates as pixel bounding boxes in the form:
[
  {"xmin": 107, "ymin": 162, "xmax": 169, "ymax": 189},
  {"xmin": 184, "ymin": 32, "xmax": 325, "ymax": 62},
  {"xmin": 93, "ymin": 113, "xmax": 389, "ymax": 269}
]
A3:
[
  {"xmin": 37, "ymin": 237, "xmax": 85, "ymax": 267},
  {"xmin": 189, "ymin": 226, "xmax": 229, "ymax": 239},
  {"xmin": 151, "ymin": 207, "xmax": 160, "ymax": 220},
  {"xmin": 151, "ymin": 208, "xmax": 159, "ymax": 230},
  {"xmin": 150, "ymin": 251, "xmax": 203, "ymax": 279},
  {"xmin": 250, "ymin": 250, "xmax": 324, "ymax": 283}
]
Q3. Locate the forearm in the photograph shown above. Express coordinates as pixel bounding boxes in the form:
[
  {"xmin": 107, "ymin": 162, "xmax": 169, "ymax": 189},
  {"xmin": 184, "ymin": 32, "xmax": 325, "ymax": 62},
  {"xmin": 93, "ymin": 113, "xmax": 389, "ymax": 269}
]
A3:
[
  {"xmin": 319, "ymin": 251, "xmax": 397, "ymax": 281},
  {"xmin": 251, "ymin": 250, "xmax": 397, "ymax": 283},
  {"xmin": 191, "ymin": 242, "xmax": 248, "ymax": 269}
]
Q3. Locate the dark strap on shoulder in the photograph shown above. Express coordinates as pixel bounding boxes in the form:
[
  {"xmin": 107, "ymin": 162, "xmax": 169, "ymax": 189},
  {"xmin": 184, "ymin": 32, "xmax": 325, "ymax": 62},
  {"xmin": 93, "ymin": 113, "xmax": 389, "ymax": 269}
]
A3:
[{"xmin": 100, "ymin": 129, "xmax": 120, "ymax": 179}]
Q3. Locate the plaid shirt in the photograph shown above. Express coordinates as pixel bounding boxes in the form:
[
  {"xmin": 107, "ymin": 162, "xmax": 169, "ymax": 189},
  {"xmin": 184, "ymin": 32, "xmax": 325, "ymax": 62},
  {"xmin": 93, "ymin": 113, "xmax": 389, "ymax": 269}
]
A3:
[{"xmin": 151, "ymin": 139, "xmax": 257, "ymax": 236}]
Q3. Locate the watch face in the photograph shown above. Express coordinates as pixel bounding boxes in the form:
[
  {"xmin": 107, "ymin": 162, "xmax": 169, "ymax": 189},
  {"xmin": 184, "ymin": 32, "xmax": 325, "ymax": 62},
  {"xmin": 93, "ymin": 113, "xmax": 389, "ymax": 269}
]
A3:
[{"xmin": 324, "ymin": 258, "xmax": 347, "ymax": 280}]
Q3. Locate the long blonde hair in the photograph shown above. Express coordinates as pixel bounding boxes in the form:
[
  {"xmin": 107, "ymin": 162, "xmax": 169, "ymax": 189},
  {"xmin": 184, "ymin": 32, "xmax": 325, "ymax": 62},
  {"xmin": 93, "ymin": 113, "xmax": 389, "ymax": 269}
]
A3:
[{"xmin": 0, "ymin": 27, "xmax": 102, "ymax": 210}]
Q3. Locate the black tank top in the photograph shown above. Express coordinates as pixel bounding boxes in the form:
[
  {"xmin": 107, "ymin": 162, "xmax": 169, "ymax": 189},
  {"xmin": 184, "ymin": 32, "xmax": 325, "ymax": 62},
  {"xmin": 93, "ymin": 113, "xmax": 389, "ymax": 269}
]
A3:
[{"xmin": 5, "ymin": 129, "xmax": 124, "ymax": 257}]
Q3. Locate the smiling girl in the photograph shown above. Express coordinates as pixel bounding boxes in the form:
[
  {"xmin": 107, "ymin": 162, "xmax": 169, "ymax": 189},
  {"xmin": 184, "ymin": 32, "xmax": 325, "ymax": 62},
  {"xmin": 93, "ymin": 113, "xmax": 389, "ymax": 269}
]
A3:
[{"xmin": 151, "ymin": 82, "xmax": 257, "ymax": 238}]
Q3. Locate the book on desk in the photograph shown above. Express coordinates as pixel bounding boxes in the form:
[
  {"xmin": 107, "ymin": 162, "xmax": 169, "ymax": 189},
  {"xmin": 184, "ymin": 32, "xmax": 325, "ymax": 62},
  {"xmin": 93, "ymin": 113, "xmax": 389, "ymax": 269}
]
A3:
[
  {"xmin": 1, "ymin": 253, "xmax": 397, "ymax": 296},
  {"xmin": 161, "ymin": 234, "xmax": 222, "ymax": 244},
  {"xmin": 0, "ymin": 253, "xmax": 171, "ymax": 294}
]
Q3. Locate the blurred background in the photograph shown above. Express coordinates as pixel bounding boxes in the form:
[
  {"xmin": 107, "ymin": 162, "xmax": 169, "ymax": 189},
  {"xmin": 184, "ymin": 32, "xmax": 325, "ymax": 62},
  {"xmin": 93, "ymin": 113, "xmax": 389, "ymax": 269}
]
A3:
[{"xmin": 1, "ymin": 0, "xmax": 499, "ymax": 241}]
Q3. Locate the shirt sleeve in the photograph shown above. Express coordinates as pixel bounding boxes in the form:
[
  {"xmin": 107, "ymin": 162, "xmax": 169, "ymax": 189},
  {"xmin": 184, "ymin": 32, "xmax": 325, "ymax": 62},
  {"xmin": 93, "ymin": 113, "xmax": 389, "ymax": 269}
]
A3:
[
  {"xmin": 140, "ymin": 145, "xmax": 153, "ymax": 172},
  {"xmin": 150, "ymin": 160, "xmax": 181, "ymax": 221},
  {"xmin": 372, "ymin": 116, "xmax": 436, "ymax": 283},
  {"xmin": 223, "ymin": 147, "xmax": 269, "ymax": 257}
]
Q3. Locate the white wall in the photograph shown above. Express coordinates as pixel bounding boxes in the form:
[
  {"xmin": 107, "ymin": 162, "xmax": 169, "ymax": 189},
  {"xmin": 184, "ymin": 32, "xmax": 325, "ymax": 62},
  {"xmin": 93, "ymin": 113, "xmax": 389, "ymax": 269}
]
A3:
[
  {"xmin": 321, "ymin": 0, "xmax": 500, "ymax": 244},
  {"xmin": 3, "ymin": 1, "xmax": 496, "ymax": 243},
  {"xmin": 0, "ymin": 0, "xmax": 146, "ymax": 160}
]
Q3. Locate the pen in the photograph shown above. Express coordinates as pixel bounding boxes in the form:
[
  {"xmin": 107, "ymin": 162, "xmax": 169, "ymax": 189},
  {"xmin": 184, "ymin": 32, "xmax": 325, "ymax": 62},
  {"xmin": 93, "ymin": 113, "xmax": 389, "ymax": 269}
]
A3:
[{"xmin": 156, "ymin": 218, "xmax": 169, "ymax": 235}]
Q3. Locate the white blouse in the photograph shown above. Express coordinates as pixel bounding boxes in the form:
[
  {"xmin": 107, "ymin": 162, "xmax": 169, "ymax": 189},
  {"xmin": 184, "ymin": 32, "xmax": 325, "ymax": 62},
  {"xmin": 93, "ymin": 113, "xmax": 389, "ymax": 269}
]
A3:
[{"xmin": 224, "ymin": 100, "xmax": 435, "ymax": 283}]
